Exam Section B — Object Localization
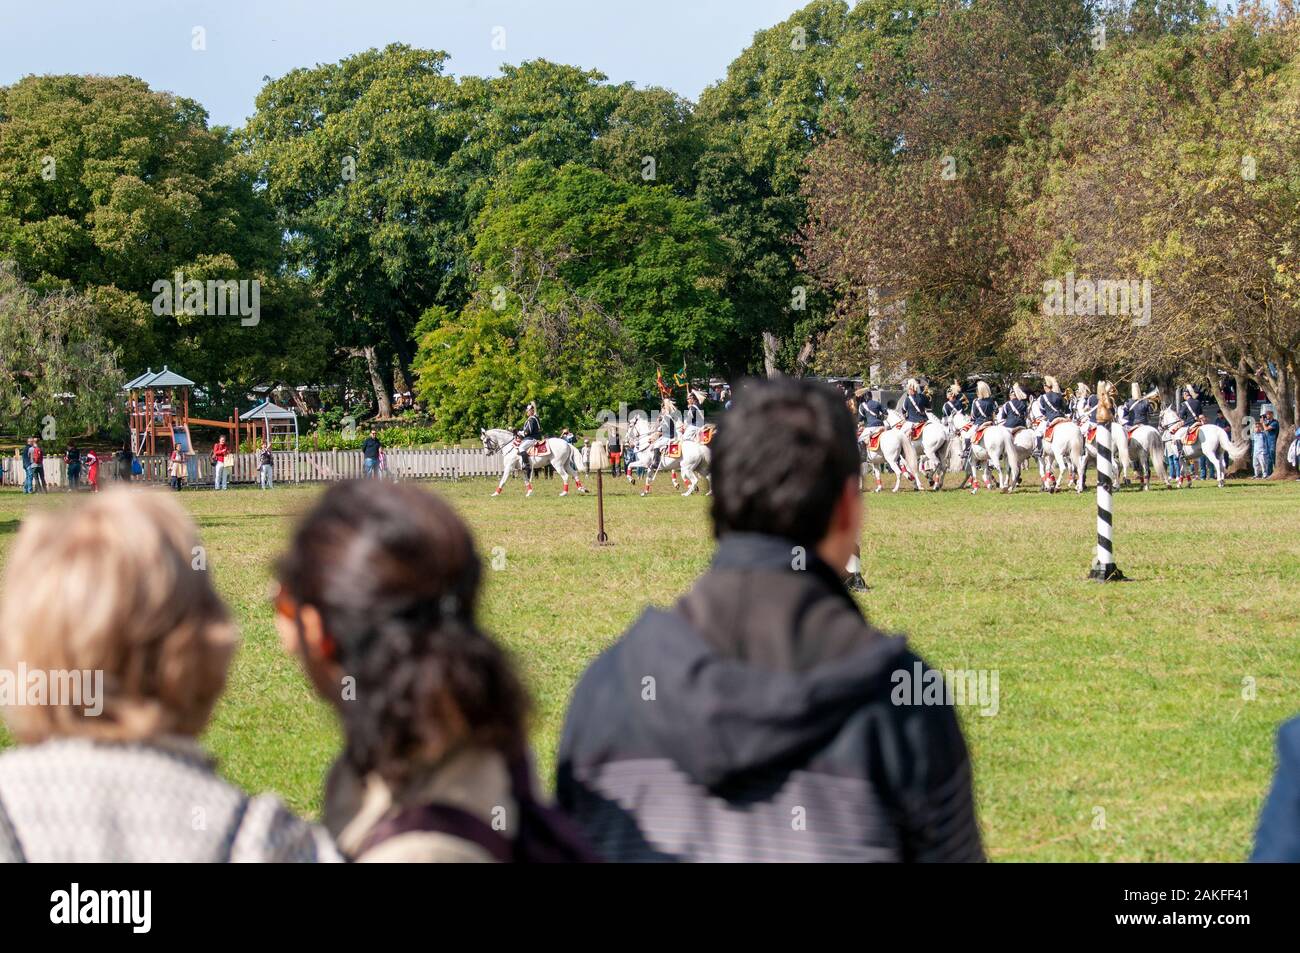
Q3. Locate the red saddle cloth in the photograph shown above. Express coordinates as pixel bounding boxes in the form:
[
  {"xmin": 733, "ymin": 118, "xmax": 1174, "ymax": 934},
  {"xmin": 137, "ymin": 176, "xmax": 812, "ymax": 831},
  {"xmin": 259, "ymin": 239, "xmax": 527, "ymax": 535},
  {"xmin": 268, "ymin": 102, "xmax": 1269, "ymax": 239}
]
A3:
[
  {"xmin": 1085, "ymin": 424, "xmax": 1098, "ymax": 443},
  {"xmin": 973, "ymin": 423, "xmax": 990, "ymax": 444},
  {"xmin": 866, "ymin": 432, "xmax": 883, "ymax": 452},
  {"xmin": 898, "ymin": 421, "xmax": 925, "ymax": 440},
  {"xmin": 1125, "ymin": 426, "xmax": 1140, "ymax": 440},
  {"xmin": 666, "ymin": 442, "xmax": 682, "ymax": 459},
  {"xmin": 699, "ymin": 425, "xmax": 716, "ymax": 446},
  {"xmin": 1184, "ymin": 423, "xmax": 1202, "ymax": 443},
  {"xmin": 512, "ymin": 437, "xmax": 549, "ymax": 456}
]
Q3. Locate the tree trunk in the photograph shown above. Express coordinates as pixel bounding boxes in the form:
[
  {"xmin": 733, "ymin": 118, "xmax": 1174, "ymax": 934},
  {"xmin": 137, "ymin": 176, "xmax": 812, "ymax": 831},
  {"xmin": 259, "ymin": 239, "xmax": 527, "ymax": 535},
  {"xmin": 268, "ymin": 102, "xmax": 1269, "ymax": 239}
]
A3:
[
  {"xmin": 360, "ymin": 345, "xmax": 392, "ymax": 419},
  {"xmin": 1266, "ymin": 359, "xmax": 1297, "ymax": 479},
  {"xmin": 1208, "ymin": 359, "xmax": 1251, "ymax": 474},
  {"xmin": 762, "ymin": 332, "xmax": 781, "ymax": 379}
]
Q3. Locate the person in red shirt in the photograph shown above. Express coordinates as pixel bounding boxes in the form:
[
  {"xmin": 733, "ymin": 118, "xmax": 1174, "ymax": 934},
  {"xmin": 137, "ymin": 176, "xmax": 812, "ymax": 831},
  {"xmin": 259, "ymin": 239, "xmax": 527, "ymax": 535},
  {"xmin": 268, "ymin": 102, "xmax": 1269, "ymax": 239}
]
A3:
[
  {"xmin": 211, "ymin": 437, "xmax": 230, "ymax": 490},
  {"xmin": 85, "ymin": 451, "xmax": 100, "ymax": 492}
]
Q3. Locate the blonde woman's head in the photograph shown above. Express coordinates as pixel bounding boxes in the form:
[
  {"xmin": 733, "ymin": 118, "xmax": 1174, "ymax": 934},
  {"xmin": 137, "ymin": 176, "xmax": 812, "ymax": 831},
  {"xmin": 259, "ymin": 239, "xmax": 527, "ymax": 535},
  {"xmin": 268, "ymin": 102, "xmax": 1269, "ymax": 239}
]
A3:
[{"xmin": 0, "ymin": 490, "xmax": 236, "ymax": 743}]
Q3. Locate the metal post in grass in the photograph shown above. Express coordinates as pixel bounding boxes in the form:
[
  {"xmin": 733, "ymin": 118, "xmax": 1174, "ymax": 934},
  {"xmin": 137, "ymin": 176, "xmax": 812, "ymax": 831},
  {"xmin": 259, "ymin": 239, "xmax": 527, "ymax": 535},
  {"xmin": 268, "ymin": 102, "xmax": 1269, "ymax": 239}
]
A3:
[
  {"xmin": 1089, "ymin": 380, "xmax": 1125, "ymax": 582},
  {"xmin": 591, "ymin": 439, "xmax": 611, "ymax": 546}
]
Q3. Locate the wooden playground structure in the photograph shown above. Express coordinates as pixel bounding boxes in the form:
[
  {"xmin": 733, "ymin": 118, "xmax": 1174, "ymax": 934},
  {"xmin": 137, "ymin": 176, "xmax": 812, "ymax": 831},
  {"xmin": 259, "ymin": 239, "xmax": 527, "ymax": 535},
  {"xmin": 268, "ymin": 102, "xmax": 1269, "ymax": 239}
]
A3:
[{"xmin": 124, "ymin": 368, "xmax": 298, "ymax": 463}]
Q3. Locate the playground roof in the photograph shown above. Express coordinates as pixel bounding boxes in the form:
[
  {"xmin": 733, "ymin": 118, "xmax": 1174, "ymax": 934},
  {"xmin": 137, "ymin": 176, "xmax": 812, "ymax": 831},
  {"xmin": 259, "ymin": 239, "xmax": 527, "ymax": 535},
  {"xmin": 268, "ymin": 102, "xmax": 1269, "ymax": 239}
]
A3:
[
  {"xmin": 123, "ymin": 367, "xmax": 195, "ymax": 390},
  {"xmin": 240, "ymin": 400, "xmax": 297, "ymax": 421}
]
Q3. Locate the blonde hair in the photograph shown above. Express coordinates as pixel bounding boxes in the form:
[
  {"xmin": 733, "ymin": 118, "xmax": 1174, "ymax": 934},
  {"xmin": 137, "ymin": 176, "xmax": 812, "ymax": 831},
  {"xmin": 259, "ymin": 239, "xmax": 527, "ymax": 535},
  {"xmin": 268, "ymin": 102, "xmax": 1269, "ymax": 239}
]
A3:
[
  {"xmin": 976, "ymin": 381, "xmax": 992, "ymax": 399},
  {"xmin": 0, "ymin": 490, "xmax": 236, "ymax": 743},
  {"xmin": 1075, "ymin": 382, "xmax": 1092, "ymax": 397},
  {"xmin": 1043, "ymin": 375, "xmax": 1059, "ymax": 392}
]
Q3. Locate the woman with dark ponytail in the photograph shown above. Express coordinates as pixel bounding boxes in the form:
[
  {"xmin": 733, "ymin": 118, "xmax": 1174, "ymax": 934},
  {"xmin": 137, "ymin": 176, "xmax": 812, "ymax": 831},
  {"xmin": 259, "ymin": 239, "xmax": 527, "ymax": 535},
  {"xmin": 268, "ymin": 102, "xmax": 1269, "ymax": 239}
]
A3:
[{"xmin": 274, "ymin": 481, "xmax": 595, "ymax": 862}]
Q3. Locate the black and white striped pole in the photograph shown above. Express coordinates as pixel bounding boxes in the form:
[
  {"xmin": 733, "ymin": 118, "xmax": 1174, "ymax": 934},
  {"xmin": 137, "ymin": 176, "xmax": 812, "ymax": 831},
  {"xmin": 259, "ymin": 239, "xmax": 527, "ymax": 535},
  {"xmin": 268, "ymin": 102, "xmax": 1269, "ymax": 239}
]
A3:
[{"xmin": 1089, "ymin": 380, "xmax": 1125, "ymax": 582}]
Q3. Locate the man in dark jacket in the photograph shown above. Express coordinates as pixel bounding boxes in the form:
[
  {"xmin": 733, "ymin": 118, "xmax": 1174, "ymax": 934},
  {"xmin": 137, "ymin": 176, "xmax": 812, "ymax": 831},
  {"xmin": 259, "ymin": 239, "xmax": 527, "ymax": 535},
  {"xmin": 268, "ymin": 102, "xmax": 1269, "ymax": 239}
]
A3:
[{"xmin": 556, "ymin": 377, "xmax": 983, "ymax": 862}]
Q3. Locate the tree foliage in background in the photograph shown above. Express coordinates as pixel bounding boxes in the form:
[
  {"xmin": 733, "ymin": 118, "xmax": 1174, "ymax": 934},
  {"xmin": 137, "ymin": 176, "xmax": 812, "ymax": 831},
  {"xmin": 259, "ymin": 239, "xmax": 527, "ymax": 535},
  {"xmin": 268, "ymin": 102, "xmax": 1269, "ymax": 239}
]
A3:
[
  {"xmin": 414, "ymin": 161, "xmax": 732, "ymax": 437},
  {"xmin": 0, "ymin": 74, "xmax": 319, "ymax": 402},
  {"xmin": 0, "ymin": 262, "xmax": 120, "ymax": 438},
  {"xmin": 694, "ymin": 0, "xmax": 933, "ymax": 376}
]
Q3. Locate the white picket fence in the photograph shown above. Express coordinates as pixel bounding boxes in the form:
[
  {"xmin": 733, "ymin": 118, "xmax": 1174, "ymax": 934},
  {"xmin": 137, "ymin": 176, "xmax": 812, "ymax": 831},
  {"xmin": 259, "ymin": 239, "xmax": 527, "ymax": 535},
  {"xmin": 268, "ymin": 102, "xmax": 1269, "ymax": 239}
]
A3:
[{"xmin": 1, "ymin": 448, "xmax": 505, "ymax": 488}]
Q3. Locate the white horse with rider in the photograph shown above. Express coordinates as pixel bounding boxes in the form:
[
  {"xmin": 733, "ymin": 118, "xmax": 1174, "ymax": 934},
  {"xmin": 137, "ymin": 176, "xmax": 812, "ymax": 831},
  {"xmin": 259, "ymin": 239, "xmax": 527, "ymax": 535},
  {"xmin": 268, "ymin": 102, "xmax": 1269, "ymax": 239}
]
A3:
[
  {"xmin": 1030, "ymin": 377, "xmax": 1087, "ymax": 493},
  {"xmin": 629, "ymin": 399, "xmax": 712, "ymax": 497},
  {"xmin": 481, "ymin": 426, "xmax": 587, "ymax": 497},
  {"xmin": 891, "ymin": 379, "xmax": 951, "ymax": 490},
  {"xmin": 1158, "ymin": 391, "xmax": 1247, "ymax": 487},
  {"xmin": 1107, "ymin": 384, "xmax": 1168, "ymax": 490},
  {"xmin": 979, "ymin": 385, "xmax": 1040, "ymax": 493},
  {"xmin": 859, "ymin": 419, "xmax": 922, "ymax": 492}
]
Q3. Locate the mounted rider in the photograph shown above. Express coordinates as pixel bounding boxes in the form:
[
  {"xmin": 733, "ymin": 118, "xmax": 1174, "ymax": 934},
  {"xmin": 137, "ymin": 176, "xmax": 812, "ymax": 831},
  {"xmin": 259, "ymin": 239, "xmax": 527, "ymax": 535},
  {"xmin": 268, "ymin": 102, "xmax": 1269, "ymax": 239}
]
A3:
[
  {"xmin": 900, "ymin": 378, "xmax": 930, "ymax": 437},
  {"xmin": 959, "ymin": 380, "xmax": 998, "ymax": 467},
  {"xmin": 650, "ymin": 398, "xmax": 680, "ymax": 471},
  {"xmin": 1123, "ymin": 383, "xmax": 1158, "ymax": 431},
  {"xmin": 1174, "ymin": 383, "xmax": 1205, "ymax": 451},
  {"xmin": 682, "ymin": 391, "xmax": 706, "ymax": 439},
  {"xmin": 941, "ymin": 382, "xmax": 967, "ymax": 422},
  {"xmin": 1000, "ymin": 383, "xmax": 1030, "ymax": 431},
  {"xmin": 1035, "ymin": 376, "xmax": 1069, "ymax": 453},
  {"xmin": 856, "ymin": 385, "xmax": 888, "ymax": 447},
  {"xmin": 517, "ymin": 402, "xmax": 542, "ymax": 457}
]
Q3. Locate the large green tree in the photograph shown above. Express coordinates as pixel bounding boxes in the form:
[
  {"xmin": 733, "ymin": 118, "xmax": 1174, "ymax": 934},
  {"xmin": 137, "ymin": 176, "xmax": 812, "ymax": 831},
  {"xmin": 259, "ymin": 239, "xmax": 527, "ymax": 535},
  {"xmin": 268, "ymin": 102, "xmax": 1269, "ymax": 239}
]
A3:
[
  {"xmin": 414, "ymin": 161, "xmax": 732, "ymax": 438},
  {"xmin": 0, "ymin": 262, "xmax": 120, "ymax": 440},
  {"xmin": 694, "ymin": 0, "xmax": 934, "ymax": 375},
  {"xmin": 0, "ymin": 74, "xmax": 314, "ymax": 398}
]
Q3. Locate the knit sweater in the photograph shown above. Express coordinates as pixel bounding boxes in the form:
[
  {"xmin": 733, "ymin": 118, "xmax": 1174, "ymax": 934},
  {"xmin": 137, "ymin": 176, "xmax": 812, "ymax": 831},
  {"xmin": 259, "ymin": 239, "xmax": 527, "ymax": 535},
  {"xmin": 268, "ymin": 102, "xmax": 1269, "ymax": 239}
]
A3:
[{"xmin": 0, "ymin": 737, "xmax": 340, "ymax": 862}]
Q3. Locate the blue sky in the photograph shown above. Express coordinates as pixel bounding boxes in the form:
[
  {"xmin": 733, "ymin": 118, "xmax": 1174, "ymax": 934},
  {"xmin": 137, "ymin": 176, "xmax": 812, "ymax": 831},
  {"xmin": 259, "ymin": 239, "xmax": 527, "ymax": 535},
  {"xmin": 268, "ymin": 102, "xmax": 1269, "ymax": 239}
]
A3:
[{"xmin": 0, "ymin": 0, "xmax": 808, "ymax": 128}]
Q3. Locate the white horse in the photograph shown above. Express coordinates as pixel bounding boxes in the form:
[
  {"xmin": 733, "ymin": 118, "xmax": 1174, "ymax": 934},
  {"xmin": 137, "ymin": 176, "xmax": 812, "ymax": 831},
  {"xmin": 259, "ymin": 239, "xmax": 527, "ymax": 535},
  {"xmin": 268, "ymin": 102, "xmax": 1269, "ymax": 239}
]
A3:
[
  {"xmin": 1157, "ymin": 407, "xmax": 1247, "ymax": 488},
  {"xmin": 628, "ymin": 427, "xmax": 711, "ymax": 497},
  {"xmin": 481, "ymin": 428, "xmax": 587, "ymax": 497},
  {"xmin": 888, "ymin": 405, "xmax": 950, "ymax": 490},
  {"xmin": 1109, "ymin": 421, "xmax": 1168, "ymax": 490},
  {"xmin": 859, "ymin": 425, "xmax": 921, "ymax": 493},
  {"xmin": 947, "ymin": 413, "xmax": 996, "ymax": 494},
  {"xmin": 1028, "ymin": 405, "xmax": 1087, "ymax": 493},
  {"xmin": 981, "ymin": 424, "xmax": 1038, "ymax": 492}
]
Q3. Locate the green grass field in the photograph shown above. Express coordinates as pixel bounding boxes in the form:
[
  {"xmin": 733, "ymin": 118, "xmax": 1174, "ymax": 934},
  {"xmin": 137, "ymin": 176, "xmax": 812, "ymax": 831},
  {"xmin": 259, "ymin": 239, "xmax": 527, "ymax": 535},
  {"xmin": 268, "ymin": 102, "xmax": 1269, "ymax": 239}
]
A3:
[{"xmin": 0, "ymin": 472, "xmax": 1297, "ymax": 861}]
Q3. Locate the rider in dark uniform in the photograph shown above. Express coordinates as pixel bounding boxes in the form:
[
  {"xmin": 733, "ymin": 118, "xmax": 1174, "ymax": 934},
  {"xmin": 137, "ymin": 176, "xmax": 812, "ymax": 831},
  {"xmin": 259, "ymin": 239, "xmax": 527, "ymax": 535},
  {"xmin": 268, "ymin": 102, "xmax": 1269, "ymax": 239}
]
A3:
[
  {"xmin": 902, "ymin": 378, "xmax": 930, "ymax": 426},
  {"xmin": 960, "ymin": 380, "xmax": 998, "ymax": 468},
  {"xmin": 857, "ymin": 389, "xmax": 887, "ymax": 445},
  {"xmin": 517, "ymin": 403, "xmax": 542, "ymax": 477},
  {"xmin": 942, "ymin": 383, "xmax": 967, "ymax": 421},
  {"xmin": 1125, "ymin": 383, "xmax": 1156, "ymax": 429},
  {"xmin": 1000, "ymin": 383, "xmax": 1029, "ymax": 430}
]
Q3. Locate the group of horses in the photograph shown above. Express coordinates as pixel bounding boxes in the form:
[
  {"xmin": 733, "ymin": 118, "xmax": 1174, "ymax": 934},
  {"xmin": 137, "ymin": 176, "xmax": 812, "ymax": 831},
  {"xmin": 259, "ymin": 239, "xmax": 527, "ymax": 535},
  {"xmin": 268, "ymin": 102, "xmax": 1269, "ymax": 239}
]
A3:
[
  {"xmin": 481, "ymin": 393, "xmax": 1249, "ymax": 501},
  {"xmin": 861, "ymin": 403, "xmax": 1246, "ymax": 495},
  {"xmin": 480, "ymin": 419, "xmax": 712, "ymax": 498}
]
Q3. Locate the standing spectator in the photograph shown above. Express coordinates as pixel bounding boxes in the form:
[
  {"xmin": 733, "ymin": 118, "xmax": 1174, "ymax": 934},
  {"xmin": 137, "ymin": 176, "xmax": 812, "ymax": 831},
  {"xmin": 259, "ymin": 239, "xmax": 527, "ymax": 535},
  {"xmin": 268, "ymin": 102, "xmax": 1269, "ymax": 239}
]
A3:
[
  {"xmin": 1164, "ymin": 429, "xmax": 1182, "ymax": 484},
  {"xmin": 21, "ymin": 439, "xmax": 33, "ymax": 494},
  {"xmin": 64, "ymin": 444, "xmax": 81, "ymax": 491},
  {"xmin": 0, "ymin": 491, "xmax": 338, "ymax": 862},
  {"xmin": 1252, "ymin": 416, "xmax": 1269, "ymax": 479},
  {"xmin": 557, "ymin": 378, "xmax": 983, "ymax": 862},
  {"xmin": 85, "ymin": 450, "xmax": 100, "ymax": 493},
  {"xmin": 117, "ymin": 442, "xmax": 135, "ymax": 484},
  {"xmin": 28, "ymin": 440, "xmax": 46, "ymax": 493},
  {"xmin": 258, "ymin": 442, "xmax": 274, "ymax": 490},
  {"xmin": 211, "ymin": 436, "xmax": 230, "ymax": 490},
  {"xmin": 362, "ymin": 429, "xmax": 381, "ymax": 479},
  {"xmin": 168, "ymin": 445, "xmax": 185, "ymax": 491},
  {"xmin": 1262, "ymin": 410, "xmax": 1281, "ymax": 477},
  {"xmin": 274, "ymin": 481, "xmax": 593, "ymax": 862},
  {"xmin": 607, "ymin": 426, "xmax": 622, "ymax": 477}
]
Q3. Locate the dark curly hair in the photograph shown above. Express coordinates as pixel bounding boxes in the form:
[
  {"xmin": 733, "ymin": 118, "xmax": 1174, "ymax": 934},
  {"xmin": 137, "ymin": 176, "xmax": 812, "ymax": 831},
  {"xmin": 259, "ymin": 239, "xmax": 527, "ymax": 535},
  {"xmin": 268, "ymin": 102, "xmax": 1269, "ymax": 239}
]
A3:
[{"xmin": 276, "ymin": 481, "xmax": 528, "ymax": 787}]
